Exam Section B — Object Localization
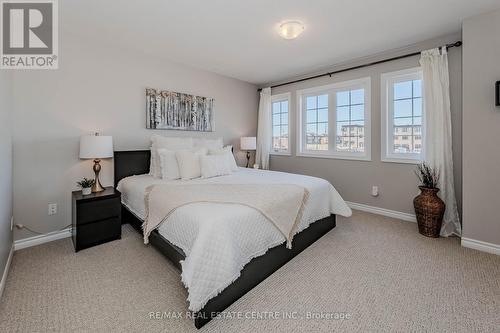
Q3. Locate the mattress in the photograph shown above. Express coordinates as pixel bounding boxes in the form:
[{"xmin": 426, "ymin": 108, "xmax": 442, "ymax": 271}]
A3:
[{"xmin": 117, "ymin": 167, "xmax": 351, "ymax": 311}]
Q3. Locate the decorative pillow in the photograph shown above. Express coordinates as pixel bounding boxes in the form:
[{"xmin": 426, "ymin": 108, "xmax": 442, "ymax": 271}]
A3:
[
  {"xmin": 175, "ymin": 148, "xmax": 208, "ymax": 180},
  {"xmin": 193, "ymin": 137, "xmax": 223, "ymax": 151},
  {"xmin": 149, "ymin": 146, "xmax": 155, "ymax": 176},
  {"xmin": 209, "ymin": 145, "xmax": 238, "ymax": 171},
  {"xmin": 157, "ymin": 148, "xmax": 181, "ymax": 180},
  {"xmin": 150, "ymin": 135, "xmax": 193, "ymax": 178},
  {"xmin": 200, "ymin": 154, "xmax": 233, "ymax": 178}
]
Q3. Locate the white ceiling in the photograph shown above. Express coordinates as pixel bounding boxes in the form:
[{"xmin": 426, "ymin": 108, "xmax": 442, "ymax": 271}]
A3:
[{"xmin": 62, "ymin": 0, "xmax": 500, "ymax": 85}]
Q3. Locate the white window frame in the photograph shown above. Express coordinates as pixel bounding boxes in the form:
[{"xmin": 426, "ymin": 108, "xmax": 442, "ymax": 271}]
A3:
[
  {"xmin": 296, "ymin": 77, "xmax": 371, "ymax": 161},
  {"xmin": 270, "ymin": 92, "xmax": 291, "ymax": 155},
  {"xmin": 381, "ymin": 67, "xmax": 424, "ymax": 164}
]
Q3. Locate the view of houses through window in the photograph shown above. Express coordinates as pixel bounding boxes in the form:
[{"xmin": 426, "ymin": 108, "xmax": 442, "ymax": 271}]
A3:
[
  {"xmin": 392, "ymin": 79, "xmax": 422, "ymax": 154},
  {"xmin": 299, "ymin": 78, "xmax": 370, "ymax": 159},
  {"xmin": 305, "ymin": 94, "xmax": 328, "ymax": 150},
  {"xmin": 381, "ymin": 68, "xmax": 424, "ymax": 162},
  {"xmin": 336, "ymin": 89, "xmax": 365, "ymax": 153},
  {"xmin": 274, "ymin": 73, "xmax": 422, "ymax": 162}
]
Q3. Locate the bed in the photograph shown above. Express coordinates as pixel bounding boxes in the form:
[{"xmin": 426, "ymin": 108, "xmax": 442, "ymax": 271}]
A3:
[{"xmin": 114, "ymin": 150, "xmax": 351, "ymax": 328}]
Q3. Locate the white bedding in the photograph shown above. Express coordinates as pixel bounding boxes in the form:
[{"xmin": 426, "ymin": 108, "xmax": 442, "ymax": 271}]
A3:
[{"xmin": 117, "ymin": 167, "xmax": 351, "ymax": 312}]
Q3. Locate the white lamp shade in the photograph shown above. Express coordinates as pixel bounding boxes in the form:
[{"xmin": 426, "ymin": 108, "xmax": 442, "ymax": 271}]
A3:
[
  {"xmin": 79, "ymin": 135, "xmax": 114, "ymax": 159},
  {"xmin": 240, "ymin": 137, "xmax": 257, "ymax": 150}
]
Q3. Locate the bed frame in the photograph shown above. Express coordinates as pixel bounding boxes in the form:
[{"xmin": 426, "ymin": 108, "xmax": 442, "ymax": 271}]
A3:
[{"xmin": 114, "ymin": 150, "xmax": 336, "ymax": 328}]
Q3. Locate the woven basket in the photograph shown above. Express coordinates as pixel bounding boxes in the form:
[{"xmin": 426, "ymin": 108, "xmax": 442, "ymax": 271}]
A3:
[{"xmin": 413, "ymin": 186, "xmax": 445, "ymax": 238}]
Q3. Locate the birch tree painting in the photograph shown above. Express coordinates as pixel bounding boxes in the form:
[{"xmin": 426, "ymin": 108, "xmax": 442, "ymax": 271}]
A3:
[{"xmin": 146, "ymin": 88, "xmax": 215, "ymax": 131}]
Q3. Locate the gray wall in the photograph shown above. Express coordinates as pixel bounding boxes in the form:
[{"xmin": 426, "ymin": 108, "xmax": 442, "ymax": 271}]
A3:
[
  {"xmin": 11, "ymin": 39, "xmax": 258, "ymax": 241},
  {"xmin": 462, "ymin": 10, "xmax": 500, "ymax": 246},
  {"xmin": 268, "ymin": 34, "xmax": 462, "ymax": 216},
  {"xmin": 0, "ymin": 71, "xmax": 13, "ymax": 275}
]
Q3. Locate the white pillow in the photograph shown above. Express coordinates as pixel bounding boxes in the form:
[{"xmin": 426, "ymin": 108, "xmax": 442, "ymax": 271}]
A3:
[
  {"xmin": 157, "ymin": 148, "xmax": 181, "ymax": 180},
  {"xmin": 150, "ymin": 135, "xmax": 193, "ymax": 178},
  {"xmin": 149, "ymin": 146, "xmax": 155, "ymax": 176},
  {"xmin": 175, "ymin": 148, "xmax": 208, "ymax": 180},
  {"xmin": 209, "ymin": 145, "xmax": 238, "ymax": 171},
  {"xmin": 200, "ymin": 154, "xmax": 233, "ymax": 178},
  {"xmin": 193, "ymin": 137, "xmax": 223, "ymax": 151}
]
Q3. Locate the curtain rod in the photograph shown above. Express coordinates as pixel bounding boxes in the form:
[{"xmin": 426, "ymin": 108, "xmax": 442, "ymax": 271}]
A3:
[{"xmin": 258, "ymin": 41, "xmax": 462, "ymax": 91}]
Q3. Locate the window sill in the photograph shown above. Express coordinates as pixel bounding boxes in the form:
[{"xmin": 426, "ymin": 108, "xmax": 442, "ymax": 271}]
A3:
[
  {"xmin": 270, "ymin": 152, "xmax": 291, "ymax": 156},
  {"xmin": 297, "ymin": 152, "xmax": 371, "ymax": 162},
  {"xmin": 381, "ymin": 157, "xmax": 422, "ymax": 164}
]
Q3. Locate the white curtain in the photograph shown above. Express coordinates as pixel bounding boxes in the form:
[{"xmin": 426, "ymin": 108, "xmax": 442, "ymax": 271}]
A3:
[
  {"xmin": 419, "ymin": 47, "xmax": 461, "ymax": 237},
  {"xmin": 256, "ymin": 87, "xmax": 272, "ymax": 170}
]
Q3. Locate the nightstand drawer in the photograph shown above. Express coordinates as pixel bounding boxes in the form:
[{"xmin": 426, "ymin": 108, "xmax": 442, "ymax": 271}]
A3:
[
  {"xmin": 77, "ymin": 197, "xmax": 121, "ymax": 225},
  {"xmin": 75, "ymin": 217, "xmax": 121, "ymax": 251}
]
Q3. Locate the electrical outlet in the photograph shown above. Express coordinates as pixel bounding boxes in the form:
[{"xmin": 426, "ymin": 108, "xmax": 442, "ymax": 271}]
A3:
[
  {"xmin": 48, "ymin": 203, "xmax": 57, "ymax": 215},
  {"xmin": 371, "ymin": 186, "xmax": 379, "ymax": 197},
  {"xmin": 10, "ymin": 216, "xmax": 14, "ymax": 231}
]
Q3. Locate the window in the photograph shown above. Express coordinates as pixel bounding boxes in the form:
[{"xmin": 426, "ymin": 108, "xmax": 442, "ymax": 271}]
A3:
[
  {"xmin": 381, "ymin": 68, "xmax": 423, "ymax": 163},
  {"xmin": 297, "ymin": 78, "xmax": 371, "ymax": 160},
  {"xmin": 305, "ymin": 94, "xmax": 328, "ymax": 151},
  {"xmin": 271, "ymin": 93, "xmax": 291, "ymax": 154},
  {"xmin": 336, "ymin": 88, "xmax": 366, "ymax": 154}
]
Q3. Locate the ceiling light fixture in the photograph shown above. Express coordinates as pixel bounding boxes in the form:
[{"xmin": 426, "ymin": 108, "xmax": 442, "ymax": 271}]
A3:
[{"xmin": 278, "ymin": 21, "xmax": 304, "ymax": 40}]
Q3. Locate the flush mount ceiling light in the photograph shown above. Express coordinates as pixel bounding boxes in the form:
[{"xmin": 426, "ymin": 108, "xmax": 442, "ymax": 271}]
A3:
[{"xmin": 278, "ymin": 21, "xmax": 304, "ymax": 40}]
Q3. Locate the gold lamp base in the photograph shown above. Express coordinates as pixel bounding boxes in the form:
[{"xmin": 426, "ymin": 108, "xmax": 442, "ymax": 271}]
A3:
[{"xmin": 91, "ymin": 159, "xmax": 105, "ymax": 192}]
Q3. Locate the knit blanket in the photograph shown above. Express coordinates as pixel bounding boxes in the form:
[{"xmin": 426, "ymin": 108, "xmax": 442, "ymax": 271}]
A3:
[{"xmin": 143, "ymin": 183, "xmax": 309, "ymax": 249}]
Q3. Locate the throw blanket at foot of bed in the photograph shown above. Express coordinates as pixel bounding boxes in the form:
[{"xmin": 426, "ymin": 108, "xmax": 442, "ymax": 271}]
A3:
[{"xmin": 143, "ymin": 184, "xmax": 310, "ymax": 248}]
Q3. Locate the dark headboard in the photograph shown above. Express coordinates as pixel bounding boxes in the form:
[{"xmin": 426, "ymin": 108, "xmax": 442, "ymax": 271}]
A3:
[{"xmin": 114, "ymin": 150, "xmax": 151, "ymax": 187}]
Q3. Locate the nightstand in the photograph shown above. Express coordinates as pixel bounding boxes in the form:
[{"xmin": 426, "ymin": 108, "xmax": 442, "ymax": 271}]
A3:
[{"xmin": 71, "ymin": 187, "xmax": 121, "ymax": 252}]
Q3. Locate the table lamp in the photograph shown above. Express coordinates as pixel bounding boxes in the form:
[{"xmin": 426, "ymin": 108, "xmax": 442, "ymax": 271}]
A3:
[
  {"xmin": 79, "ymin": 133, "xmax": 113, "ymax": 192},
  {"xmin": 240, "ymin": 136, "xmax": 256, "ymax": 168}
]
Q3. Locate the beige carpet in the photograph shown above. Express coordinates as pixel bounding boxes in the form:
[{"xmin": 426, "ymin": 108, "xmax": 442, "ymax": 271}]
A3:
[{"xmin": 0, "ymin": 211, "xmax": 498, "ymax": 332}]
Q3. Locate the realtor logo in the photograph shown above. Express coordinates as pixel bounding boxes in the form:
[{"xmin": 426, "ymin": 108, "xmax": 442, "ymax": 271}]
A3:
[{"xmin": 1, "ymin": 0, "xmax": 58, "ymax": 69}]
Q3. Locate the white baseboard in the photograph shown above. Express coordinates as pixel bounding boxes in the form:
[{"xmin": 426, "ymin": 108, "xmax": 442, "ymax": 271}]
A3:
[
  {"xmin": 0, "ymin": 244, "xmax": 14, "ymax": 300},
  {"xmin": 14, "ymin": 228, "xmax": 72, "ymax": 251},
  {"xmin": 346, "ymin": 202, "xmax": 500, "ymax": 256},
  {"xmin": 346, "ymin": 201, "xmax": 417, "ymax": 223},
  {"xmin": 461, "ymin": 237, "xmax": 500, "ymax": 256}
]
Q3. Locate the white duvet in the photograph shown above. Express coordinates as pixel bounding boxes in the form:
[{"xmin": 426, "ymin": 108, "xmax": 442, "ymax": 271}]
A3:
[{"xmin": 117, "ymin": 168, "xmax": 351, "ymax": 312}]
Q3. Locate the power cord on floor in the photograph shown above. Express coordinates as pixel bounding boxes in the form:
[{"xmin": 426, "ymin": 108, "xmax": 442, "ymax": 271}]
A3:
[{"xmin": 15, "ymin": 224, "xmax": 72, "ymax": 235}]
